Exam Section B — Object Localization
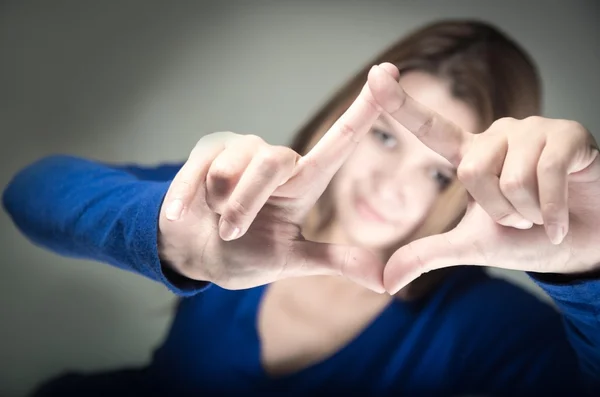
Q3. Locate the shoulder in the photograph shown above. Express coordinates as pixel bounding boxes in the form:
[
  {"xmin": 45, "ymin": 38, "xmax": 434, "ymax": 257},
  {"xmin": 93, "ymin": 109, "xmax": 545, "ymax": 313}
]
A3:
[
  {"xmin": 432, "ymin": 267, "xmax": 559, "ymax": 326},
  {"xmin": 430, "ymin": 267, "xmax": 579, "ymax": 392}
]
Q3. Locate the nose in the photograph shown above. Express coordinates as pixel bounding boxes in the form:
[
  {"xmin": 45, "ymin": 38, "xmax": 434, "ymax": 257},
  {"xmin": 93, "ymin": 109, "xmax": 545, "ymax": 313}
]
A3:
[
  {"xmin": 372, "ymin": 163, "xmax": 407, "ymax": 204},
  {"xmin": 374, "ymin": 154, "xmax": 427, "ymax": 205}
]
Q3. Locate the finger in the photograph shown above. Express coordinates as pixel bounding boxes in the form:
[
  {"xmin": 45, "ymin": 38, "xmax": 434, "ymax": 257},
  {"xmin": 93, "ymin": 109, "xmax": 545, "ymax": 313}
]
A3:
[
  {"xmin": 163, "ymin": 135, "xmax": 228, "ymax": 221},
  {"xmin": 219, "ymin": 146, "xmax": 299, "ymax": 241},
  {"xmin": 206, "ymin": 135, "xmax": 263, "ymax": 215},
  {"xmin": 538, "ymin": 121, "xmax": 599, "ymax": 244},
  {"xmin": 499, "ymin": 132, "xmax": 546, "ymax": 225},
  {"xmin": 368, "ymin": 65, "xmax": 471, "ymax": 167},
  {"xmin": 458, "ymin": 133, "xmax": 533, "ymax": 229},
  {"xmin": 537, "ymin": 138, "xmax": 574, "ymax": 245},
  {"xmin": 285, "ymin": 240, "xmax": 385, "ymax": 293},
  {"xmin": 569, "ymin": 147, "xmax": 600, "ymax": 183},
  {"xmin": 378, "ymin": 62, "xmax": 401, "ymax": 79},
  {"xmin": 286, "ymin": 64, "xmax": 386, "ymax": 201},
  {"xmin": 383, "ymin": 229, "xmax": 484, "ymax": 295}
]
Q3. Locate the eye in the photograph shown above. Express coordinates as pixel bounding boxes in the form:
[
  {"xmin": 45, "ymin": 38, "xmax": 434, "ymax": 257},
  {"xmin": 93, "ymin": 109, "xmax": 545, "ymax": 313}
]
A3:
[
  {"xmin": 371, "ymin": 128, "xmax": 397, "ymax": 149},
  {"xmin": 431, "ymin": 169, "xmax": 452, "ymax": 190}
]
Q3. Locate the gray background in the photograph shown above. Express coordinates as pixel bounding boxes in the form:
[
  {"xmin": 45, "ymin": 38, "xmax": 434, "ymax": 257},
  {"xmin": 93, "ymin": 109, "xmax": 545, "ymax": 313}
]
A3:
[{"xmin": 1, "ymin": 1, "xmax": 599, "ymax": 396}]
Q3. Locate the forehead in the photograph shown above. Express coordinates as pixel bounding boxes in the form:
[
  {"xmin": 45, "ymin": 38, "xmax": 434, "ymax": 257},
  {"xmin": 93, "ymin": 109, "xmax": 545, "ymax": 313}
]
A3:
[{"xmin": 397, "ymin": 71, "xmax": 479, "ymax": 133}]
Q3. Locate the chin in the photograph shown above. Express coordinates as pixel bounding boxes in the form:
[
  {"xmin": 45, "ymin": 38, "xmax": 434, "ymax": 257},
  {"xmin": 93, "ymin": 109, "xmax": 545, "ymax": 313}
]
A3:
[
  {"xmin": 341, "ymin": 218, "xmax": 407, "ymax": 250},
  {"xmin": 336, "ymin": 207, "xmax": 418, "ymax": 252},
  {"xmin": 332, "ymin": 187, "xmax": 418, "ymax": 248}
]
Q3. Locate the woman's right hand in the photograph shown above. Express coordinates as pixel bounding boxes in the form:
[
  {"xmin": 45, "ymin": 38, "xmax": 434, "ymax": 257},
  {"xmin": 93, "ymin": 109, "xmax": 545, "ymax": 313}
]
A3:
[{"xmin": 158, "ymin": 64, "xmax": 396, "ymax": 292}]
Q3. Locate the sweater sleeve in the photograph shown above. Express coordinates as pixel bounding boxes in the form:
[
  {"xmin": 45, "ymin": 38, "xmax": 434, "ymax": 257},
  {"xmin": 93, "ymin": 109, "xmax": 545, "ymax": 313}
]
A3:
[
  {"xmin": 2, "ymin": 154, "xmax": 210, "ymax": 297},
  {"xmin": 527, "ymin": 271, "xmax": 600, "ymax": 393}
]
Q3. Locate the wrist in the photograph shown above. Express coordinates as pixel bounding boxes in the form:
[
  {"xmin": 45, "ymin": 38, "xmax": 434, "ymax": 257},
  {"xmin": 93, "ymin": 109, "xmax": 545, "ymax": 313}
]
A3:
[{"xmin": 157, "ymin": 225, "xmax": 212, "ymax": 288}]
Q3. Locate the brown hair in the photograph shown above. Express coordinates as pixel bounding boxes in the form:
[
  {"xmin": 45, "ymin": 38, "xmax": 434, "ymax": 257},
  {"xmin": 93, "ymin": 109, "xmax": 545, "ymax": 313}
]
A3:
[{"xmin": 290, "ymin": 20, "xmax": 542, "ymax": 297}]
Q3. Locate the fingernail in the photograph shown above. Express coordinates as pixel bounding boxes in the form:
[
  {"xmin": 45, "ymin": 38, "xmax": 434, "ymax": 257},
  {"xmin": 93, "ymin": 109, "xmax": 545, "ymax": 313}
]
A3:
[
  {"xmin": 501, "ymin": 214, "xmax": 533, "ymax": 229},
  {"xmin": 514, "ymin": 218, "xmax": 534, "ymax": 230},
  {"xmin": 372, "ymin": 285, "xmax": 386, "ymax": 294},
  {"xmin": 165, "ymin": 199, "xmax": 183, "ymax": 221},
  {"xmin": 219, "ymin": 219, "xmax": 240, "ymax": 241},
  {"xmin": 547, "ymin": 223, "xmax": 565, "ymax": 245}
]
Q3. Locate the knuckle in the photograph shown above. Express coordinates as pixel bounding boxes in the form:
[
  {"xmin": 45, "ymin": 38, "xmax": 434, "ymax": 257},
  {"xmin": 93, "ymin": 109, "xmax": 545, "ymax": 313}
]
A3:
[
  {"xmin": 194, "ymin": 136, "xmax": 210, "ymax": 149},
  {"xmin": 209, "ymin": 163, "xmax": 237, "ymax": 185},
  {"xmin": 226, "ymin": 197, "xmax": 251, "ymax": 221},
  {"xmin": 538, "ymin": 155, "xmax": 566, "ymax": 175},
  {"xmin": 540, "ymin": 202, "xmax": 564, "ymax": 226},
  {"xmin": 523, "ymin": 115, "xmax": 543, "ymax": 125},
  {"xmin": 556, "ymin": 119, "xmax": 578, "ymax": 131},
  {"xmin": 456, "ymin": 161, "xmax": 482, "ymax": 184},
  {"xmin": 564, "ymin": 120, "xmax": 587, "ymax": 138},
  {"xmin": 485, "ymin": 206, "xmax": 514, "ymax": 223},
  {"xmin": 191, "ymin": 132, "xmax": 235, "ymax": 160},
  {"xmin": 302, "ymin": 154, "xmax": 324, "ymax": 176},
  {"xmin": 492, "ymin": 117, "xmax": 516, "ymax": 129},
  {"xmin": 491, "ymin": 212, "xmax": 514, "ymax": 223},
  {"xmin": 256, "ymin": 147, "xmax": 285, "ymax": 172},
  {"xmin": 337, "ymin": 120, "xmax": 359, "ymax": 143},
  {"xmin": 198, "ymin": 131, "xmax": 234, "ymax": 146},
  {"xmin": 243, "ymin": 134, "xmax": 265, "ymax": 146},
  {"xmin": 499, "ymin": 173, "xmax": 528, "ymax": 194},
  {"xmin": 360, "ymin": 90, "xmax": 383, "ymax": 112},
  {"xmin": 416, "ymin": 114, "xmax": 434, "ymax": 138},
  {"xmin": 541, "ymin": 202, "xmax": 565, "ymax": 226},
  {"xmin": 541, "ymin": 201, "xmax": 560, "ymax": 215}
]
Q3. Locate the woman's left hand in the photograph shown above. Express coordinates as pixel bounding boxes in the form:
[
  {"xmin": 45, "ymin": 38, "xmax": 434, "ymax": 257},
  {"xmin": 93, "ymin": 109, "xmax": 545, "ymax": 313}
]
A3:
[{"xmin": 368, "ymin": 65, "xmax": 600, "ymax": 294}]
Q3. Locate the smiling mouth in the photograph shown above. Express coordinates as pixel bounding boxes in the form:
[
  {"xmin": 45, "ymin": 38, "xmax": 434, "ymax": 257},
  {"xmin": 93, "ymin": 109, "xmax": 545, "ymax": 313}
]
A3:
[{"xmin": 354, "ymin": 195, "xmax": 389, "ymax": 224}]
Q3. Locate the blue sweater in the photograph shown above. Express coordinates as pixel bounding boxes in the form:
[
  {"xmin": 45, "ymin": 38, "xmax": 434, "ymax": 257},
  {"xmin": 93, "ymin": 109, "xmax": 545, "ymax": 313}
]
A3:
[{"xmin": 3, "ymin": 155, "xmax": 600, "ymax": 396}]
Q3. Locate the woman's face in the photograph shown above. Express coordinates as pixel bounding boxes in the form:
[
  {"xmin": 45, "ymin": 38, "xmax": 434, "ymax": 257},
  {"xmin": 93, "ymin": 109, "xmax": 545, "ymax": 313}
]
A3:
[{"xmin": 330, "ymin": 71, "xmax": 479, "ymax": 250}]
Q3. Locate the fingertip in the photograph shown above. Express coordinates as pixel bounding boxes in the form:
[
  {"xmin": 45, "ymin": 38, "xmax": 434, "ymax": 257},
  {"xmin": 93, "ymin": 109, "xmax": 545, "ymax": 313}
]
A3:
[
  {"xmin": 378, "ymin": 62, "xmax": 400, "ymax": 80},
  {"xmin": 219, "ymin": 218, "xmax": 241, "ymax": 241},
  {"xmin": 496, "ymin": 213, "xmax": 534, "ymax": 230},
  {"xmin": 546, "ymin": 223, "xmax": 566, "ymax": 245},
  {"xmin": 367, "ymin": 66, "xmax": 404, "ymax": 114},
  {"xmin": 165, "ymin": 198, "xmax": 183, "ymax": 221},
  {"xmin": 514, "ymin": 219, "xmax": 535, "ymax": 230},
  {"xmin": 372, "ymin": 285, "xmax": 387, "ymax": 294},
  {"xmin": 383, "ymin": 273, "xmax": 415, "ymax": 296},
  {"xmin": 367, "ymin": 64, "xmax": 381, "ymax": 80}
]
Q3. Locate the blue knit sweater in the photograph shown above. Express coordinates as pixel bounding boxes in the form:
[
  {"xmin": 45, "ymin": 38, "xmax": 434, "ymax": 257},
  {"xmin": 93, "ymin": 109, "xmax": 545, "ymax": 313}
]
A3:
[{"xmin": 3, "ymin": 155, "xmax": 600, "ymax": 396}]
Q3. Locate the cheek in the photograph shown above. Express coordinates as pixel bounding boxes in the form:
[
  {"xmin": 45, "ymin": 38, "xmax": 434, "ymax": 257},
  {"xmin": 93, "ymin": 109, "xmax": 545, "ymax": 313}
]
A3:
[
  {"xmin": 407, "ymin": 180, "xmax": 440, "ymax": 212},
  {"xmin": 411, "ymin": 193, "xmax": 438, "ymax": 222}
]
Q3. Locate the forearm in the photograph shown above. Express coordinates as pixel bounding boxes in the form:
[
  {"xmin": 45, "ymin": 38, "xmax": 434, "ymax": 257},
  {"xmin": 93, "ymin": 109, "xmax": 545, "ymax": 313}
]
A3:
[{"xmin": 2, "ymin": 154, "xmax": 207, "ymax": 296}]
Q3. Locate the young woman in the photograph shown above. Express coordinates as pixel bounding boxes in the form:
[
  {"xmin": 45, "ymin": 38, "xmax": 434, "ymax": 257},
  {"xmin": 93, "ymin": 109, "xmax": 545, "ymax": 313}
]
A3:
[{"xmin": 4, "ymin": 20, "xmax": 599, "ymax": 396}]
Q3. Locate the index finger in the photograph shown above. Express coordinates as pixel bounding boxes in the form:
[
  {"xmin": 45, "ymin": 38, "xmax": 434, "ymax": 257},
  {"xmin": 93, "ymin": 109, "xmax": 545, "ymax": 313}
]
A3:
[
  {"xmin": 164, "ymin": 134, "xmax": 227, "ymax": 221},
  {"xmin": 290, "ymin": 64, "xmax": 392, "ymax": 193},
  {"xmin": 368, "ymin": 64, "xmax": 471, "ymax": 167}
]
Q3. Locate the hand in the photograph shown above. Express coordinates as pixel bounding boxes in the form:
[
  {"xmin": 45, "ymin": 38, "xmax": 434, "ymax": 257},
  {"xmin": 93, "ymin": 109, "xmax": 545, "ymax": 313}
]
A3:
[
  {"xmin": 157, "ymin": 64, "xmax": 399, "ymax": 292},
  {"xmin": 368, "ymin": 65, "xmax": 600, "ymax": 294}
]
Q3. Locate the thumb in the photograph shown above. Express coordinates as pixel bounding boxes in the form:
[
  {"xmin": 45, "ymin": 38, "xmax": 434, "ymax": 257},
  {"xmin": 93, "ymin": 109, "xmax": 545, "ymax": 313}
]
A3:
[
  {"xmin": 383, "ymin": 229, "xmax": 483, "ymax": 295},
  {"xmin": 287, "ymin": 240, "xmax": 386, "ymax": 293}
]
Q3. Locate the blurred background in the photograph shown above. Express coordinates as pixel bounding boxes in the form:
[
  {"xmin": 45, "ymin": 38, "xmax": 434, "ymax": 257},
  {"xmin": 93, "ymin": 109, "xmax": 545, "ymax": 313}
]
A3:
[{"xmin": 1, "ymin": 0, "xmax": 599, "ymax": 396}]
